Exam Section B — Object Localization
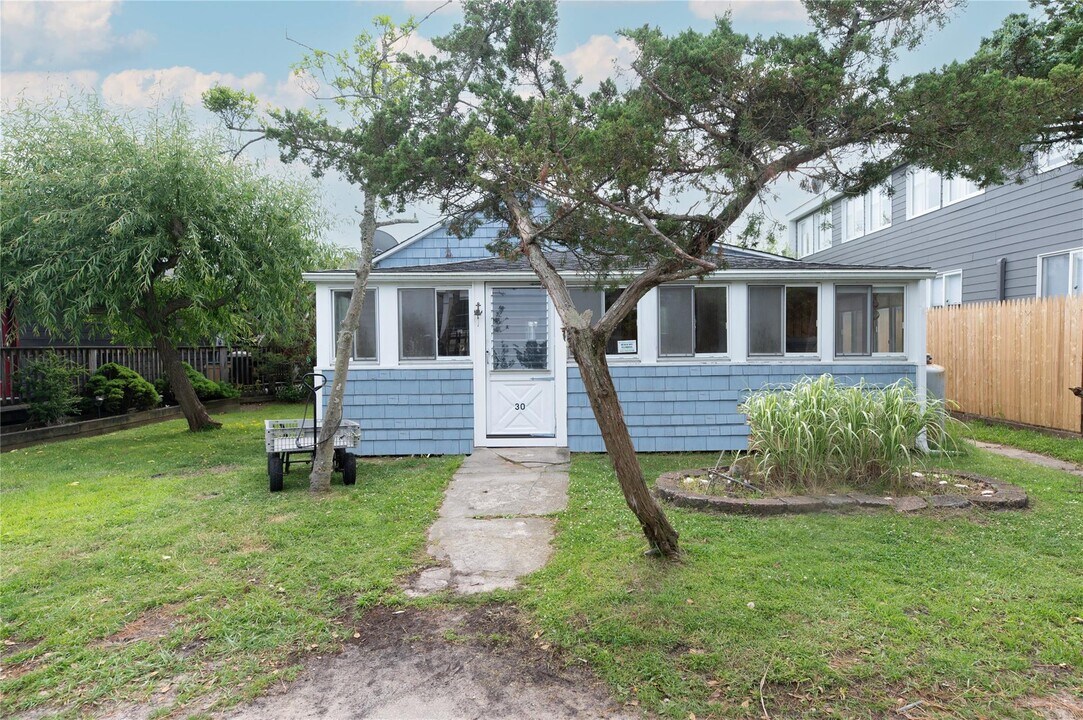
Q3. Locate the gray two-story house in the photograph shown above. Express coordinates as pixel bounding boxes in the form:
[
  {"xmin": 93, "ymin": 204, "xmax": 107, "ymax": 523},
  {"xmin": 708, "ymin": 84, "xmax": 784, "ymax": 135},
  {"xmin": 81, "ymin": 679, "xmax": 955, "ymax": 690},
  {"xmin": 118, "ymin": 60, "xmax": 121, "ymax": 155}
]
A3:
[{"xmin": 787, "ymin": 153, "xmax": 1082, "ymax": 304}]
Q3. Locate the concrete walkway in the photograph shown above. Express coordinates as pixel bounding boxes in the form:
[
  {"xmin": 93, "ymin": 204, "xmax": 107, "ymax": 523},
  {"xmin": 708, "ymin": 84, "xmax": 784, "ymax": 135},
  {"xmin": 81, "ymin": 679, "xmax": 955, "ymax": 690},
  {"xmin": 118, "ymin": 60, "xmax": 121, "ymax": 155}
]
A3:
[
  {"xmin": 408, "ymin": 447, "xmax": 571, "ymax": 595},
  {"xmin": 973, "ymin": 441, "xmax": 1083, "ymax": 477}
]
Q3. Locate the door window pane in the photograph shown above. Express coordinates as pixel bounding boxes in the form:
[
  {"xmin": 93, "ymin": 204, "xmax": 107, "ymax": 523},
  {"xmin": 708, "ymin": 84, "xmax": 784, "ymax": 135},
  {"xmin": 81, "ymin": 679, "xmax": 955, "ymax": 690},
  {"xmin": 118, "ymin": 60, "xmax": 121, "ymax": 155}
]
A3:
[
  {"xmin": 873, "ymin": 288, "xmax": 905, "ymax": 353},
  {"xmin": 491, "ymin": 287, "xmax": 548, "ymax": 371},
  {"xmin": 659, "ymin": 286, "xmax": 694, "ymax": 356},
  {"xmin": 694, "ymin": 286, "xmax": 727, "ymax": 354},
  {"xmin": 400, "ymin": 288, "xmax": 436, "ymax": 359},
  {"xmin": 835, "ymin": 286, "xmax": 869, "ymax": 356},
  {"xmin": 436, "ymin": 290, "xmax": 470, "ymax": 357},
  {"xmin": 333, "ymin": 289, "xmax": 377, "ymax": 360},
  {"xmin": 785, "ymin": 287, "xmax": 818, "ymax": 353},
  {"xmin": 748, "ymin": 286, "xmax": 783, "ymax": 355}
]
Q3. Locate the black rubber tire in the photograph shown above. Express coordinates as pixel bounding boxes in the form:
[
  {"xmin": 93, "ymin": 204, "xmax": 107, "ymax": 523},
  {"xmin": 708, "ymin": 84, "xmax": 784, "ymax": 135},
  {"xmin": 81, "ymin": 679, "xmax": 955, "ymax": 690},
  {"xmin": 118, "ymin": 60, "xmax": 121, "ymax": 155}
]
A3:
[
  {"xmin": 268, "ymin": 454, "xmax": 284, "ymax": 492},
  {"xmin": 341, "ymin": 453, "xmax": 357, "ymax": 486}
]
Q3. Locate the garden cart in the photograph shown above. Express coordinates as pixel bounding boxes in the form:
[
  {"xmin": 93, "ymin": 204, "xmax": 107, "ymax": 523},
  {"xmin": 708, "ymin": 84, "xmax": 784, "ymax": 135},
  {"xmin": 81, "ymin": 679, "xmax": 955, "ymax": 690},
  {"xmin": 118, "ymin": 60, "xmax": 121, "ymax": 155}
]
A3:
[{"xmin": 263, "ymin": 373, "xmax": 361, "ymax": 492}]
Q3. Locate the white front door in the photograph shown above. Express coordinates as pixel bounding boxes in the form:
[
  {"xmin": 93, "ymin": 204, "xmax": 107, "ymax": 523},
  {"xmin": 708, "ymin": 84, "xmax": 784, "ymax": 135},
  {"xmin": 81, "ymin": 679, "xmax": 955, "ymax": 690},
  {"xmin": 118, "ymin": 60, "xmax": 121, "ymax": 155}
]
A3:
[{"xmin": 486, "ymin": 286, "xmax": 556, "ymax": 438}]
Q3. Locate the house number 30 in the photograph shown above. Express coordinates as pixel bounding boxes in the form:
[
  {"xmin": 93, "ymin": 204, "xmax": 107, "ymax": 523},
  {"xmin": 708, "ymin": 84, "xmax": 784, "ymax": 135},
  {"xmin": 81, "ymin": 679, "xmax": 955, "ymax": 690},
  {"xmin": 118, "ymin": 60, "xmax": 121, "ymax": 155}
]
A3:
[{"xmin": 514, "ymin": 402, "xmax": 527, "ymax": 410}]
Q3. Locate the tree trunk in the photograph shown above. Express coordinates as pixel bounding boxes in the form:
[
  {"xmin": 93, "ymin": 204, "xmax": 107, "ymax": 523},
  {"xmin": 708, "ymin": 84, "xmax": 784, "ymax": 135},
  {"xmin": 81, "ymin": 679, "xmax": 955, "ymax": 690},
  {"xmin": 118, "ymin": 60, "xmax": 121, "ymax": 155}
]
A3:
[
  {"xmin": 153, "ymin": 334, "xmax": 220, "ymax": 431},
  {"xmin": 569, "ymin": 330, "xmax": 681, "ymax": 557},
  {"xmin": 309, "ymin": 191, "xmax": 378, "ymax": 492}
]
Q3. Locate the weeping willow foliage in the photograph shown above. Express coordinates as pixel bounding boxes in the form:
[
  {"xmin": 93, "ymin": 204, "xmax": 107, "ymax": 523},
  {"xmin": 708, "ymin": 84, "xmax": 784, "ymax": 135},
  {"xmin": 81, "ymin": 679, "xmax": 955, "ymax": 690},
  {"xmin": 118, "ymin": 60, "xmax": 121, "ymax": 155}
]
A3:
[{"xmin": 739, "ymin": 375, "xmax": 962, "ymax": 492}]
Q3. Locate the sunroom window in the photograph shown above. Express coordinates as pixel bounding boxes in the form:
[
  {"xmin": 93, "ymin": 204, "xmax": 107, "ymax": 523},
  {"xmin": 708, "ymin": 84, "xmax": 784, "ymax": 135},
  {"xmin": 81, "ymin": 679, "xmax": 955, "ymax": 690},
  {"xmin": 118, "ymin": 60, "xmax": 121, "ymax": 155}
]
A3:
[
  {"xmin": 398, "ymin": 288, "xmax": 470, "ymax": 360},
  {"xmin": 568, "ymin": 287, "xmax": 638, "ymax": 355},
  {"xmin": 657, "ymin": 286, "xmax": 728, "ymax": 357},
  {"xmin": 1039, "ymin": 249, "xmax": 1083, "ymax": 297},
  {"xmin": 748, "ymin": 285, "xmax": 818, "ymax": 356},
  {"xmin": 835, "ymin": 286, "xmax": 905, "ymax": 356},
  {"xmin": 332, "ymin": 289, "xmax": 377, "ymax": 360}
]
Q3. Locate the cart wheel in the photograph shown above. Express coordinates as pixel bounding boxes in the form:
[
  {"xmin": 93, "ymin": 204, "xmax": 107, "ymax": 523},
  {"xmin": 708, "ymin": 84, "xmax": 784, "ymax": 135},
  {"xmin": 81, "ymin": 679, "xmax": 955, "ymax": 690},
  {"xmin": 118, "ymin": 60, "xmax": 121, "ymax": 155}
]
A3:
[
  {"xmin": 341, "ymin": 453, "xmax": 357, "ymax": 486},
  {"xmin": 268, "ymin": 454, "xmax": 284, "ymax": 492},
  {"xmin": 333, "ymin": 448, "xmax": 344, "ymax": 472}
]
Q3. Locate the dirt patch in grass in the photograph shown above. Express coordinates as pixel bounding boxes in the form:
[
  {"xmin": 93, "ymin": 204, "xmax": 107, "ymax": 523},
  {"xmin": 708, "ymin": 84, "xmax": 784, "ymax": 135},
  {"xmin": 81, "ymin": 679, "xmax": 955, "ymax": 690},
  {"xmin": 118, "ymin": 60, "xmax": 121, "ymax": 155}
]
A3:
[
  {"xmin": 1019, "ymin": 692, "xmax": 1083, "ymax": 720},
  {"xmin": 221, "ymin": 603, "xmax": 635, "ymax": 720},
  {"xmin": 1, "ymin": 639, "xmax": 46, "ymax": 681},
  {"xmin": 97, "ymin": 604, "xmax": 183, "ymax": 647}
]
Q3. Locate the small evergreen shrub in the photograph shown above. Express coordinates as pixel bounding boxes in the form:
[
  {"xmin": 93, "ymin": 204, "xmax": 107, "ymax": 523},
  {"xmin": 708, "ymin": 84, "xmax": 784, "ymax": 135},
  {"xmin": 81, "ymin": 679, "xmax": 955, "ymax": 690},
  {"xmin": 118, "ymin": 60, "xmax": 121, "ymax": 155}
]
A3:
[
  {"xmin": 83, "ymin": 363, "xmax": 160, "ymax": 415},
  {"xmin": 739, "ymin": 374, "xmax": 961, "ymax": 492},
  {"xmin": 17, "ymin": 352, "xmax": 85, "ymax": 426},
  {"xmin": 154, "ymin": 362, "xmax": 240, "ymax": 404}
]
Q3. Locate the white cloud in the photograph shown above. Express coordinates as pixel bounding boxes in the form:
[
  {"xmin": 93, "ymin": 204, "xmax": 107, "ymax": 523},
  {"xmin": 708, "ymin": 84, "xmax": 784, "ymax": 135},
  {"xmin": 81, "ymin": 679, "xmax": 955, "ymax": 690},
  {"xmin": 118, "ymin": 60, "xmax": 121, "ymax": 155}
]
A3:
[
  {"xmin": 100, "ymin": 67, "xmax": 267, "ymax": 108},
  {"xmin": 1, "ymin": 1, "xmax": 152, "ymax": 70},
  {"xmin": 557, "ymin": 35, "xmax": 638, "ymax": 90},
  {"xmin": 688, "ymin": 0, "xmax": 808, "ymax": 23},
  {"xmin": 393, "ymin": 31, "xmax": 440, "ymax": 58},
  {"xmin": 0, "ymin": 70, "xmax": 100, "ymax": 105}
]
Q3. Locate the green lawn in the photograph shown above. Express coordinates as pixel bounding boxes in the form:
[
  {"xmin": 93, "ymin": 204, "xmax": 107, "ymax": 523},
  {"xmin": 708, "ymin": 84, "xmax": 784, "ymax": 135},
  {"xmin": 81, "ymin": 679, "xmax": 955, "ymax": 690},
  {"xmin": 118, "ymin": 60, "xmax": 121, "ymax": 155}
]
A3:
[
  {"xmin": 523, "ymin": 449, "xmax": 1083, "ymax": 719},
  {"xmin": 965, "ymin": 419, "xmax": 1083, "ymax": 466},
  {"xmin": 0, "ymin": 404, "xmax": 459, "ymax": 717}
]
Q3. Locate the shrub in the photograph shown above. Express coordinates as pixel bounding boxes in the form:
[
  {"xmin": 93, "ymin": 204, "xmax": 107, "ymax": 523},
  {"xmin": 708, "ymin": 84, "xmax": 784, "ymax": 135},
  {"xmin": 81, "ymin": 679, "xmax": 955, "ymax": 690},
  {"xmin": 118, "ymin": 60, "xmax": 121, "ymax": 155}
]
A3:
[
  {"xmin": 83, "ymin": 363, "xmax": 160, "ymax": 415},
  {"xmin": 154, "ymin": 362, "xmax": 240, "ymax": 404},
  {"xmin": 738, "ymin": 374, "xmax": 961, "ymax": 492},
  {"xmin": 16, "ymin": 352, "xmax": 85, "ymax": 426},
  {"xmin": 274, "ymin": 383, "xmax": 309, "ymax": 403}
]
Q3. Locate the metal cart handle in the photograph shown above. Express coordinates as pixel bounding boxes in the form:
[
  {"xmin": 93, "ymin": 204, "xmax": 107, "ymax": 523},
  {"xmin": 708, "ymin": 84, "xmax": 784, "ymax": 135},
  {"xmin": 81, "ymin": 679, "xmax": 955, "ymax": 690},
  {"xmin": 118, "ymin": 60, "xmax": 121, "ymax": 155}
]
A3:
[{"xmin": 303, "ymin": 373, "xmax": 327, "ymax": 394}]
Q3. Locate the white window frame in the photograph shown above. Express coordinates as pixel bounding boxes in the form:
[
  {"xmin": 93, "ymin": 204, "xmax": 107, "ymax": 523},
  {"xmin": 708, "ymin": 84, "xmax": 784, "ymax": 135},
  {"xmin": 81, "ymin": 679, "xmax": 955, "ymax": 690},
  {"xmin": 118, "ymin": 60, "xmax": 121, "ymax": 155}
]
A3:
[
  {"xmin": 928, "ymin": 270, "xmax": 963, "ymax": 308},
  {"xmin": 907, "ymin": 167, "xmax": 985, "ymax": 218},
  {"xmin": 332, "ymin": 288, "xmax": 379, "ymax": 363},
  {"xmin": 1037, "ymin": 248, "xmax": 1083, "ymax": 297},
  {"xmin": 942, "ymin": 175, "xmax": 984, "ymax": 207},
  {"xmin": 747, "ymin": 284, "xmax": 820, "ymax": 358},
  {"xmin": 842, "ymin": 195, "xmax": 865, "ymax": 242},
  {"xmin": 656, "ymin": 284, "xmax": 730, "ymax": 359},
  {"xmin": 794, "ymin": 209, "xmax": 832, "ymax": 257},
  {"xmin": 397, "ymin": 286, "xmax": 472, "ymax": 363},
  {"xmin": 566, "ymin": 287, "xmax": 640, "ymax": 360}
]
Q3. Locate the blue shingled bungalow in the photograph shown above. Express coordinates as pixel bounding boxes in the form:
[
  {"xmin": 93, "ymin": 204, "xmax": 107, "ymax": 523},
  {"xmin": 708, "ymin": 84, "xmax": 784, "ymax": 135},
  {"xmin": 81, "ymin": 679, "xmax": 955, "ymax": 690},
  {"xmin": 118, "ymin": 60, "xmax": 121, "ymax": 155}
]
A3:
[{"xmin": 304, "ymin": 219, "xmax": 934, "ymax": 456}]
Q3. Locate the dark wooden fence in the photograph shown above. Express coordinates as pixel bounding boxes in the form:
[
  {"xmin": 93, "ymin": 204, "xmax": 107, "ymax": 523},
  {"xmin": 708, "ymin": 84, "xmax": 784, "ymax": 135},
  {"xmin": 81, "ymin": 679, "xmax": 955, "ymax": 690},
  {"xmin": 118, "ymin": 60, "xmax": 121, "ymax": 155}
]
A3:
[{"xmin": 0, "ymin": 345, "xmax": 281, "ymax": 405}]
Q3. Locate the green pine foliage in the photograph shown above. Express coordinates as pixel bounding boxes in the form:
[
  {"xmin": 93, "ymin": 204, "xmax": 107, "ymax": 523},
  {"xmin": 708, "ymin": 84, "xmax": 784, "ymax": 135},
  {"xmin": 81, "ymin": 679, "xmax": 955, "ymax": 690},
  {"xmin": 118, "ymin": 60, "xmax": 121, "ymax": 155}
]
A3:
[
  {"xmin": 82, "ymin": 363, "xmax": 160, "ymax": 416},
  {"xmin": 16, "ymin": 352, "xmax": 85, "ymax": 426},
  {"xmin": 154, "ymin": 362, "xmax": 240, "ymax": 404}
]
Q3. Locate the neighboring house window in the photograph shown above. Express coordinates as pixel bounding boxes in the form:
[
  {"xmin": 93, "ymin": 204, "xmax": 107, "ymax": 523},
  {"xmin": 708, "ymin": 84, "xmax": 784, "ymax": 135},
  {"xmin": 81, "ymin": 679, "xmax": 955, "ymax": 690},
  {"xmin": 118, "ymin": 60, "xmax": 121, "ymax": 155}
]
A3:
[
  {"xmin": 398, "ymin": 288, "xmax": 470, "ymax": 360},
  {"xmin": 568, "ymin": 287, "xmax": 638, "ymax": 355},
  {"xmin": 930, "ymin": 270, "xmax": 963, "ymax": 307},
  {"xmin": 748, "ymin": 285, "xmax": 818, "ymax": 356},
  {"xmin": 795, "ymin": 209, "xmax": 832, "ymax": 257},
  {"xmin": 1034, "ymin": 143, "xmax": 1080, "ymax": 173},
  {"xmin": 332, "ymin": 289, "xmax": 377, "ymax": 360},
  {"xmin": 835, "ymin": 286, "xmax": 905, "ymax": 356},
  {"xmin": 907, "ymin": 167, "xmax": 983, "ymax": 218},
  {"xmin": 843, "ymin": 185, "xmax": 892, "ymax": 241},
  {"xmin": 1038, "ymin": 249, "xmax": 1083, "ymax": 297},
  {"xmin": 657, "ymin": 286, "xmax": 728, "ymax": 357}
]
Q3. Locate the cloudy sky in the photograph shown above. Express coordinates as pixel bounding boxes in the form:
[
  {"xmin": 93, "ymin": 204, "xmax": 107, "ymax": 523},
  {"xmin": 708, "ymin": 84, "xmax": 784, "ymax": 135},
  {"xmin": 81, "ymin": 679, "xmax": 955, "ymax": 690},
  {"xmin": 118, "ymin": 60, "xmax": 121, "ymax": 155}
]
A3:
[{"xmin": 1, "ymin": 0, "xmax": 1030, "ymax": 251}]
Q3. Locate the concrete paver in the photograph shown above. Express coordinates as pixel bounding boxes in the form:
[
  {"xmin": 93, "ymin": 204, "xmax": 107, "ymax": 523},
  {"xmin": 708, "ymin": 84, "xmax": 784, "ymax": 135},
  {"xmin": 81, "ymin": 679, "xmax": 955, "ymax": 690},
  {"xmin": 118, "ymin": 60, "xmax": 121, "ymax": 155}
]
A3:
[{"xmin": 408, "ymin": 447, "xmax": 570, "ymax": 596}]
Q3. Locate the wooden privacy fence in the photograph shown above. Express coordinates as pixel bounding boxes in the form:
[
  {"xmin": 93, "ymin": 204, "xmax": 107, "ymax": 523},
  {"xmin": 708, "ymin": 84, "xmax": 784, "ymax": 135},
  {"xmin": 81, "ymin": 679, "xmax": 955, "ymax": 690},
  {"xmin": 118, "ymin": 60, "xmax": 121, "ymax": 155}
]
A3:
[{"xmin": 927, "ymin": 295, "xmax": 1083, "ymax": 433}]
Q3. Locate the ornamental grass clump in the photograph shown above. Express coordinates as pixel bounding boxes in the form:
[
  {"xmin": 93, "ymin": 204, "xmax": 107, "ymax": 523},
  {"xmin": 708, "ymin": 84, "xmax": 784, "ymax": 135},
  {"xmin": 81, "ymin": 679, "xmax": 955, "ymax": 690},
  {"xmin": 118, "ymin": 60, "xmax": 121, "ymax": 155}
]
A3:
[{"xmin": 739, "ymin": 374, "xmax": 960, "ymax": 493}]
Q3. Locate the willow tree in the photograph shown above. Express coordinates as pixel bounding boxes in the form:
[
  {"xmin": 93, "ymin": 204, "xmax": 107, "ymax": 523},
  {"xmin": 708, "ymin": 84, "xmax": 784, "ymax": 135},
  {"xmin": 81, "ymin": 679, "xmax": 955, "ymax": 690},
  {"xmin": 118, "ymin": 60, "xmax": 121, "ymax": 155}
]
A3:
[
  {"xmin": 0, "ymin": 101, "xmax": 322, "ymax": 431},
  {"xmin": 375, "ymin": 0, "xmax": 1081, "ymax": 557}
]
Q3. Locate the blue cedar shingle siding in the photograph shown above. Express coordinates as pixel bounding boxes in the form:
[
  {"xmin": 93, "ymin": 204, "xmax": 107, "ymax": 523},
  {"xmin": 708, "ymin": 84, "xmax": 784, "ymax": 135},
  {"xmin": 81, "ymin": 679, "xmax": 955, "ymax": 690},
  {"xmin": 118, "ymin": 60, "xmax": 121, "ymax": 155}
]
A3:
[
  {"xmin": 803, "ymin": 164, "xmax": 1082, "ymax": 302},
  {"xmin": 326, "ymin": 368, "xmax": 474, "ymax": 456},
  {"xmin": 376, "ymin": 221, "xmax": 505, "ymax": 268},
  {"xmin": 567, "ymin": 363, "xmax": 918, "ymax": 453}
]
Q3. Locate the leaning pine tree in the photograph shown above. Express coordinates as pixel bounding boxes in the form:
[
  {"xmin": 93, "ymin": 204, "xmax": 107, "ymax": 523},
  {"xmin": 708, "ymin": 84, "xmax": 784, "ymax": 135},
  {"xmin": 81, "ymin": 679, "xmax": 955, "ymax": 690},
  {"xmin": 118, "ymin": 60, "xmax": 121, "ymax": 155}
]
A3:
[
  {"xmin": 0, "ymin": 100, "xmax": 322, "ymax": 431},
  {"xmin": 380, "ymin": 0, "xmax": 1081, "ymax": 557}
]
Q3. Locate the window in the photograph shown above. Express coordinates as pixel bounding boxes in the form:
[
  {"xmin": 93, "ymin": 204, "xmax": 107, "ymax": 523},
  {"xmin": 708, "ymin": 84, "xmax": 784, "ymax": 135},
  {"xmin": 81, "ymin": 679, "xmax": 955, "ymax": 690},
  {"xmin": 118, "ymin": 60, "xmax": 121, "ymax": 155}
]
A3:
[
  {"xmin": 1039, "ymin": 249, "xmax": 1083, "ymax": 297},
  {"xmin": 930, "ymin": 270, "xmax": 962, "ymax": 307},
  {"xmin": 333, "ymin": 289, "xmax": 377, "ymax": 360},
  {"xmin": 1035, "ymin": 142, "xmax": 1081, "ymax": 173},
  {"xmin": 843, "ymin": 185, "xmax": 891, "ymax": 241},
  {"xmin": 908, "ymin": 167, "xmax": 983, "ymax": 217},
  {"xmin": 794, "ymin": 209, "xmax": 832, "ymax": 257},
  {"xmin": 907, "ymin": 167, "xmax": 942, "ymax": 218},
  {"xmin": 748, "ymin": 285, "xmax": 818, "ymax": 356},
  {"xmin": 657, "ymin": 286, "xmax": 728, "ymax": 357},
  {"xmin": 568, "ymin": 287, "xmax": 638, "ymax": 354},
  {"xmin": 398, "ymin": 288, "xmax": 470, "ymax": 360},
  {"xmin": 835, "ymin": 286, "xmax": 905, "ymax": 356}
]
